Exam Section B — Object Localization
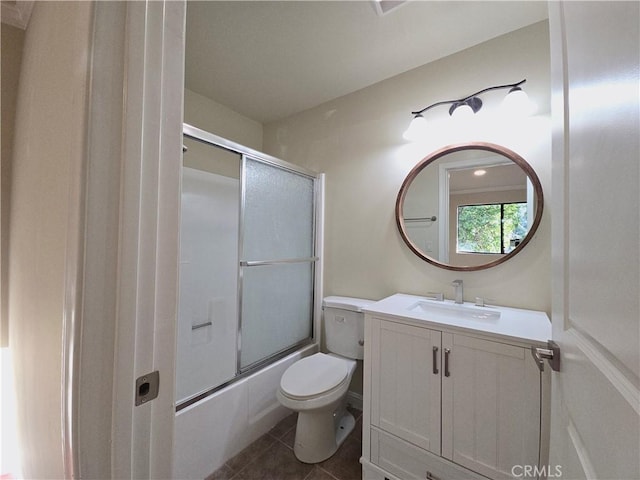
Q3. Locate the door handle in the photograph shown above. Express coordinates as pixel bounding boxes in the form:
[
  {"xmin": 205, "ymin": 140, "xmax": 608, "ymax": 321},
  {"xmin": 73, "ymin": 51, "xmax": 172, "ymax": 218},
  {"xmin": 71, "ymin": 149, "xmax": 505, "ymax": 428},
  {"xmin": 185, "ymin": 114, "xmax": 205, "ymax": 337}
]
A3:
[
  {"xmin": 444, "ymin": 348, "xmax": 451, "ymax": 377},
  {"xmin": 432, "ymin": 346, "xmax": 439, "ymax": 374},
  {"xmin": 531, "ymin": 340, "xmax": 560, "ymax": 372}
]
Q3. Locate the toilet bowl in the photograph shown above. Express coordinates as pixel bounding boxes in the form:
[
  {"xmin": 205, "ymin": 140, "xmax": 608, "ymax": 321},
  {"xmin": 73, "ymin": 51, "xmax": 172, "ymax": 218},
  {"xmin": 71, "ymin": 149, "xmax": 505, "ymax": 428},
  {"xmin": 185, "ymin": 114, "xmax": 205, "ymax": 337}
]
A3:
[
  {"xmin": 277, "ymin": 352, "xmax": 357, "ymax": 463},
  {"xmin": 277, "ymin": 296, "xmax": 375, "ymax": 464}
]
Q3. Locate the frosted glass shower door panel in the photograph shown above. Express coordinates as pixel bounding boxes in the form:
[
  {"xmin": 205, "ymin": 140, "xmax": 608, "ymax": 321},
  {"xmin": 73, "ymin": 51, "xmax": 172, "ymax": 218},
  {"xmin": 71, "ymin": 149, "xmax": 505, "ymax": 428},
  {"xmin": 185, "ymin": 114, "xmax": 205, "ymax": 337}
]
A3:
[
  {"xmin": 240, "ymin": 263, "xmax": 314, "ymax": 368},
  {"xmin": 176, "ymin": 162, "xmax": 239, "ymax": 403},
  {"xmin": 240, "ymin": 157, "xmax": 316, "ymax": 370},
  {"xmin": 242, "ymin": 159, "xmax": 315, "ymax": 260}
]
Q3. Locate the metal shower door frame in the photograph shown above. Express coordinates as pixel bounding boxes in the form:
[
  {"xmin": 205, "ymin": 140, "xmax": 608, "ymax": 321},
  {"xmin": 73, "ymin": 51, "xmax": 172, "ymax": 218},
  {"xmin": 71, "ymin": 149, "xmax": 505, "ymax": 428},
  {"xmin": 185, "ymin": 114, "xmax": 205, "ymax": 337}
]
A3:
[{"xmin": 178, "ymin": 123, "xmax": 323, "ymax": 411}]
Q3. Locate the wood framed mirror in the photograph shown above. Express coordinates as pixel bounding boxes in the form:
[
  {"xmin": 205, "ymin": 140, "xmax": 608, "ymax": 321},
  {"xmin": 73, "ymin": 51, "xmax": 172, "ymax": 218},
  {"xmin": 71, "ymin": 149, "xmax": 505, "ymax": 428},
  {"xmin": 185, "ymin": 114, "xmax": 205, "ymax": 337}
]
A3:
[{"xmin": 395, "ymin": 142, "xmax": 543, "ymax": 271}]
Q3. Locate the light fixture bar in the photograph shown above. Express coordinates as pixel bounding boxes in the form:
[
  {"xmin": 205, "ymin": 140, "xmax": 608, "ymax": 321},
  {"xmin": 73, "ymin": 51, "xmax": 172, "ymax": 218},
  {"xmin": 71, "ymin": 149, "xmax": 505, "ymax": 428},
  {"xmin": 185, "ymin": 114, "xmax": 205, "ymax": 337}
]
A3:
[{"xmin": 410, "ymin": 79, "xmax": 526, "ymax": 116}]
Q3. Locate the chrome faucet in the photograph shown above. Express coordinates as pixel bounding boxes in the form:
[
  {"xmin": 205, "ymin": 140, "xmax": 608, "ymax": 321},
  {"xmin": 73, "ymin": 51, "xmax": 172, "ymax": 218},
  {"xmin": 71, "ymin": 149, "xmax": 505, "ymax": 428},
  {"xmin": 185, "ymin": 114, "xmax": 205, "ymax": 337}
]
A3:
[{"xmin": 452, "ymin": 279, "xmax": 463, "ymax": 304}]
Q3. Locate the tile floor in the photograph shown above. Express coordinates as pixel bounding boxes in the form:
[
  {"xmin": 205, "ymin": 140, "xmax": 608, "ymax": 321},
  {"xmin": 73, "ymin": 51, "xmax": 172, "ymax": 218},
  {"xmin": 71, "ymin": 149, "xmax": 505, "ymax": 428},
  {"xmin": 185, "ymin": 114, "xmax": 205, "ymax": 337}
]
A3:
[{"xmin": 207, "ymin": 407, "xmax": 363, "ymax": 480}]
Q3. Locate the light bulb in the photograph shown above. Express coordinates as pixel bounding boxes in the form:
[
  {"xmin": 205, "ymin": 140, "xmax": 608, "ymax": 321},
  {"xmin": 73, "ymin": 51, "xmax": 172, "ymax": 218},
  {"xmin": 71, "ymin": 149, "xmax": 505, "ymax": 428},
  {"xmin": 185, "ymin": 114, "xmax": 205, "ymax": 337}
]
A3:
[
  {"xmin": 502, "ymin": 87, "xmax": 535, "ymax": 116},
  {"xmin": 403, "ymin": 114, "xmax": 428, "ymax": 141},
  {"xmin": 451, "ymin": 103, "xmax": 475, "ymax": 120}
]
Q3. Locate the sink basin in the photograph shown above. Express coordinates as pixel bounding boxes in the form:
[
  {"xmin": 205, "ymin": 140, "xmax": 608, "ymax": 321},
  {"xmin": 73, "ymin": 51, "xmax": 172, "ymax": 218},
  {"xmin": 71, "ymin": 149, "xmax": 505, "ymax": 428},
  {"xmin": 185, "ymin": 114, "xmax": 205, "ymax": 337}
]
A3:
[{"xmin": 408, "ymin": 300, "xmax": 501, "ymax": 321}]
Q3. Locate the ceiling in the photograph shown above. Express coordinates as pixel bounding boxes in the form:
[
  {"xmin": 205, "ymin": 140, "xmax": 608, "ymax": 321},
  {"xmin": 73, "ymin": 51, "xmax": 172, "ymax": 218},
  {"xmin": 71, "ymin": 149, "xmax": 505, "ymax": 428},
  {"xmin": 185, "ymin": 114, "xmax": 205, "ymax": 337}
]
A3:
[
  {"xmin": 449, "ymin": 163, "xmax": 526, "ymax": 194},
  {"xmin": 185, "ymin": 1, "xmax": 549, "ymax": 124}
]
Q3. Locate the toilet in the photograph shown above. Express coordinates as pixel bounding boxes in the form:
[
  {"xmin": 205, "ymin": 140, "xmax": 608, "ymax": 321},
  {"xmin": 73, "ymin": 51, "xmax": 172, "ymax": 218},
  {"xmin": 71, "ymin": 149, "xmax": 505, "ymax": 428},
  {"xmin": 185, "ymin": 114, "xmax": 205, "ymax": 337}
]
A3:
[{"xmin": 277, "ymin": 296, "xmax": 374, "ymax": 463}]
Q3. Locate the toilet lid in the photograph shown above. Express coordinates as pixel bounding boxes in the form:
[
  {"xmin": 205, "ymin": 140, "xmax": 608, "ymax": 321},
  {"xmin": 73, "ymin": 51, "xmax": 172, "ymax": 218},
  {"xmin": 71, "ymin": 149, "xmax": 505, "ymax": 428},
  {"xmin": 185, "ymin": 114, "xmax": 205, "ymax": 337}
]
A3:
[{"xmin": 280, "ymin": 353, "xmax": 349, "ymax": 399}]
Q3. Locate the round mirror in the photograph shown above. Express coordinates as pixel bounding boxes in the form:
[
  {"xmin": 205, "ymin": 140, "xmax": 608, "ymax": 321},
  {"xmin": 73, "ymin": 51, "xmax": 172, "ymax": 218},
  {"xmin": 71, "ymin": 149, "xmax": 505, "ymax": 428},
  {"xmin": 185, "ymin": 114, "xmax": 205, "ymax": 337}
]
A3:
[{"xmin": 396, "ymin": 142, "xmax": 543, "ymax": 271}]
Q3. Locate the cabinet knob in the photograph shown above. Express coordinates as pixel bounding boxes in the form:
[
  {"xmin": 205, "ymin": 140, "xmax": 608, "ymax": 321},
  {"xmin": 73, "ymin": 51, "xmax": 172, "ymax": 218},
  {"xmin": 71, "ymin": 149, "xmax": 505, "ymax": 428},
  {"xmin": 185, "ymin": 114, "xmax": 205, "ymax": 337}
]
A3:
[{"xmin": 426, "ymin": 471, "xmax": 440, "ymax": 480}]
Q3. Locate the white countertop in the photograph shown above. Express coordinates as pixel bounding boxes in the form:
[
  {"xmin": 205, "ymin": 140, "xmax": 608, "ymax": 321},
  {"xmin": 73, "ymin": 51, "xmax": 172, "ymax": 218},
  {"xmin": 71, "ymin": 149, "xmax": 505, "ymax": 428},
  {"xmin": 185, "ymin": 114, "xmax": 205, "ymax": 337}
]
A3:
[{"xmin": 363, "ymin": 293, "xmax": 551, "ymax": 346}]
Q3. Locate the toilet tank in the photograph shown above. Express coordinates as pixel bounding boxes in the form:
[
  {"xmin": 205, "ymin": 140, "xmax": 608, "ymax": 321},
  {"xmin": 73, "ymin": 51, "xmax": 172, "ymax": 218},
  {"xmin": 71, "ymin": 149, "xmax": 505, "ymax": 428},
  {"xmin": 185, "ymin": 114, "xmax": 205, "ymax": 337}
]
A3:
[{"xmin": 323, "ymin": 296, "xmax": 376, "ymax": 360}]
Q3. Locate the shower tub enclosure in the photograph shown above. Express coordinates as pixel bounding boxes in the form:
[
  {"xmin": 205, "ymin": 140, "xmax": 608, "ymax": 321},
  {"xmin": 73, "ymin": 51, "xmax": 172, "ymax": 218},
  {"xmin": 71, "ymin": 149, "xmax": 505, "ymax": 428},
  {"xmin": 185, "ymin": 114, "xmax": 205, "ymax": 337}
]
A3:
[{"xmin": 173, "ymin": 124, "xmax": 323, "ymax": 478}]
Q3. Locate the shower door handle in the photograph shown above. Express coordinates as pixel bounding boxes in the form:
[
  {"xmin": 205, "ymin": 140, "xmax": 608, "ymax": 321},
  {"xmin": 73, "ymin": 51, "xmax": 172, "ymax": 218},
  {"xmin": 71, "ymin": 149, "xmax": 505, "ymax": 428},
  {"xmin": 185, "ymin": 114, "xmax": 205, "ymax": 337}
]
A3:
[{"xmin": 240, "ymin": 257, "xmax": 318, "ymax": 267}]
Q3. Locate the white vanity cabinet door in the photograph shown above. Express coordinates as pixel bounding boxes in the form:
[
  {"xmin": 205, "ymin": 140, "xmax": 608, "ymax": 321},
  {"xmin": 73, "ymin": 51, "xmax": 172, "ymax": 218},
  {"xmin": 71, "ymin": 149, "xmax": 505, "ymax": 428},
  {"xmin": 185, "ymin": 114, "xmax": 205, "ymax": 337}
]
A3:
[
  {"xmin": 370, "ymin": 318, "xmax": 442, "ymax": 454},
  {"xmin": 441, "ymin": 333, "xmax": 541, "ymax": 480}
]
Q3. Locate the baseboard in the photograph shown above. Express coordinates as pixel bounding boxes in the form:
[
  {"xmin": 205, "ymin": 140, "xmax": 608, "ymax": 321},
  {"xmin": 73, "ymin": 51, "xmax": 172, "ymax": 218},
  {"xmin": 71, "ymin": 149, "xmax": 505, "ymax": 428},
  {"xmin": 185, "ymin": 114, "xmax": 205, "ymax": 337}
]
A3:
[{"xmin": 347, "ymin": 390, "xmax": 363, "ymax": 411}]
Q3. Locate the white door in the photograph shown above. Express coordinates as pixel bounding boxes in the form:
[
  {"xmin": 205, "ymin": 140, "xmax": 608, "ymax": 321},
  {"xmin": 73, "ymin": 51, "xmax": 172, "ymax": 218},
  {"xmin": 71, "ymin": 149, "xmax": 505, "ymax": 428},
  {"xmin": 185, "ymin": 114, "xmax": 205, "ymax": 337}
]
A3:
[
  {"xmin": 441, "ymin": 333, "xmax": 541, "ymax": 480},
  {"xmin": 549, "ymin": 2, "xmax": 639, "ymax": 479},
  {"xmin": 370, "ymin": 318, "xmax": 442, "ymax": 454}
]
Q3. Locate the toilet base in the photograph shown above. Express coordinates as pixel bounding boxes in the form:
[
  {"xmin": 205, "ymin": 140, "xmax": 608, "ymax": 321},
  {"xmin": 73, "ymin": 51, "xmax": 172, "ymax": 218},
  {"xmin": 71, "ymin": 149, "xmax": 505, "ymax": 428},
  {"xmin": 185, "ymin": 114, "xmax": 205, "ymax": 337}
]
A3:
[
  {"xmin": 334, "ymin": 409, "xmax": 356, "ymax": 448},
  {"xmin": 293, "ymin": 408, "xmax": 355, "ymax": 464}
]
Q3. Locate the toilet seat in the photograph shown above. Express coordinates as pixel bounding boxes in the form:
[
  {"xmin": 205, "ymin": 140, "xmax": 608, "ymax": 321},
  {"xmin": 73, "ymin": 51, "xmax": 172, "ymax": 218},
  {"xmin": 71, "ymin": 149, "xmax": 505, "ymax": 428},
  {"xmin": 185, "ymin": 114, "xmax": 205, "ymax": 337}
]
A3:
[{"xmin": 279, "ymin": 353, "xmax": 350, "ymax": 400}]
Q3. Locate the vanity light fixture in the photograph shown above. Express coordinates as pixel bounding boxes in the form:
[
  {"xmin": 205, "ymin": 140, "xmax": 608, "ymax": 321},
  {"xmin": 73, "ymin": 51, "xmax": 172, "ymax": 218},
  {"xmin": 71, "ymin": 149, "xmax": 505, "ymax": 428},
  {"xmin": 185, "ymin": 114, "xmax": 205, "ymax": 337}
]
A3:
[{"xmin": 403, "ymin": 79, "xmax": 529, "ymax": 141}]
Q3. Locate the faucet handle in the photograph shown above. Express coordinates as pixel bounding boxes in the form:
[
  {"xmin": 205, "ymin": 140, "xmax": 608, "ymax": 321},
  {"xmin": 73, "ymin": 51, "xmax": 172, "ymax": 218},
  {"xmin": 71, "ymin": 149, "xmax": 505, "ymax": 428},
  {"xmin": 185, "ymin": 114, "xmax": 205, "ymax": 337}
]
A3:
[{"xmin": 452, "ymin": 279, "xmax": 463, "ymax": 286}]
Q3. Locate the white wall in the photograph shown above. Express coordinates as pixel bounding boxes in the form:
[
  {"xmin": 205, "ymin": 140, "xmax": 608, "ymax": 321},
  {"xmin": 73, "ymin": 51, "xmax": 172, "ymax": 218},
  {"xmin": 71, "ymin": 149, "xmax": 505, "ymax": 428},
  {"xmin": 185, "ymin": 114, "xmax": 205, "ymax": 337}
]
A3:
[
  {"xmin": 264, "ymin": 21, "xmax": 551, "ymax": 313},
  {"xmin": 184, "ymin": 88, "xmax": 263, "ymax": 151},
  {"xmin": 8, "ymin": 2, "xmax": 93, "ymax": 477}
]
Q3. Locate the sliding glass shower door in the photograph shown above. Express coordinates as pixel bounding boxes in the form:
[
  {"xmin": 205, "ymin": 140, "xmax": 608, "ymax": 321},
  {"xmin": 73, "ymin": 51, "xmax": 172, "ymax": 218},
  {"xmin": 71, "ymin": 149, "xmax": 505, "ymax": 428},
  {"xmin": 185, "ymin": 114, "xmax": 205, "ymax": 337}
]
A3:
[
  {"xmin": 176, "ymin": 137, "xmax": 241, "ymax": 403},
  {"xmin": 239, "ymin": 157, "xmax": 316, "ymax": 370},
  {"xmin": 176, "ymin": 125, "xmax": 319, "ymax": 408}
]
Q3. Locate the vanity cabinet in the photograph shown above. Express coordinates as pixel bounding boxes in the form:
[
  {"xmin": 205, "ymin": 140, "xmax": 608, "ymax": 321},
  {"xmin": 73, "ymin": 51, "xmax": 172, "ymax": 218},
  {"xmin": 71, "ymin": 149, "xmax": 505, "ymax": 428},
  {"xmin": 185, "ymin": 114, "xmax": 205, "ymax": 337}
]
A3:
[
  {"xmin": 370, "ymin": 321, "xmax": 442, "ymax": 454},
  {"xmin": 440, "ymin": 333, "xmax": 541, "ymax": 479},
  {"xmin": 362, "ymin": 296, "xmax": 550, "ymax": 480}
]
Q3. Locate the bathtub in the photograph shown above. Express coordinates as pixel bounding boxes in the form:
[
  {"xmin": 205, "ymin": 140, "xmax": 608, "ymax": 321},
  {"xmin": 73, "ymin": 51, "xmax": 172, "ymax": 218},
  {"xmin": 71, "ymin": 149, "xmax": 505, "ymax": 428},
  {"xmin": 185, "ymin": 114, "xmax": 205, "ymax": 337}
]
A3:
[{"xmin": 172, "ymin": 343, "xmax": 317, "ymax": 479}]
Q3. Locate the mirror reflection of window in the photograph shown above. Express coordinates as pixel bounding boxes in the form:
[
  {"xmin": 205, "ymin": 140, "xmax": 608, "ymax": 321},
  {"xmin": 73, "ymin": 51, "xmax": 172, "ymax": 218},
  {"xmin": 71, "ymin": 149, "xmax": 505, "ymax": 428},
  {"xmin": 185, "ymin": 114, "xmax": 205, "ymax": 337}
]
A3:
[
  {"xmin": 456, "ymin": 202, "xmax": 528, "ymax": 254},
  {"xmin": 447, "ymin": 162, "xmax": 528, "ymax": 265}
]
